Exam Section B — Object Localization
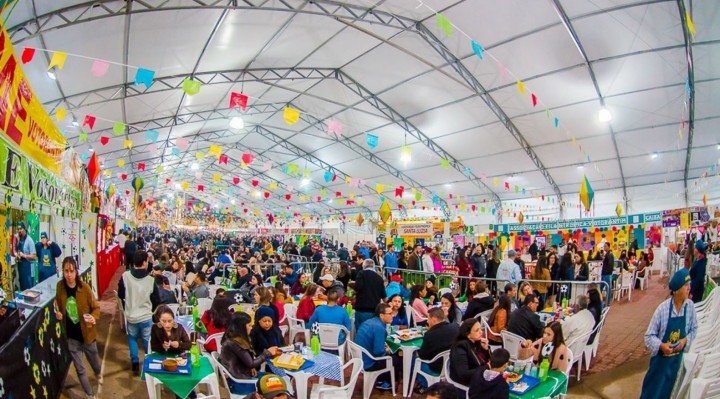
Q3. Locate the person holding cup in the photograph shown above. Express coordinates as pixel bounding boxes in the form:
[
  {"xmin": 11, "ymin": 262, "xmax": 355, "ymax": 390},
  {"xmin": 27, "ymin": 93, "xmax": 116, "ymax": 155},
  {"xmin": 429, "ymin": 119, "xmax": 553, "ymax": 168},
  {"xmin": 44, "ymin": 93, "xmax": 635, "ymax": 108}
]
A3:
[{"xmin": 54, "ymin": 256, "xmax": 102, "ymax": 399}]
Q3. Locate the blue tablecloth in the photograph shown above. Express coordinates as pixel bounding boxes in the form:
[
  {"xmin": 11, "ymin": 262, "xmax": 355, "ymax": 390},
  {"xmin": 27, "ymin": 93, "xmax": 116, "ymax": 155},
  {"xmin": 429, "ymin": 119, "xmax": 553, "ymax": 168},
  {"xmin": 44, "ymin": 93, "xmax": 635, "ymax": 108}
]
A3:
[{"xmin": 266, "ymin": 351, "xmax": 341, "ymax": 381}]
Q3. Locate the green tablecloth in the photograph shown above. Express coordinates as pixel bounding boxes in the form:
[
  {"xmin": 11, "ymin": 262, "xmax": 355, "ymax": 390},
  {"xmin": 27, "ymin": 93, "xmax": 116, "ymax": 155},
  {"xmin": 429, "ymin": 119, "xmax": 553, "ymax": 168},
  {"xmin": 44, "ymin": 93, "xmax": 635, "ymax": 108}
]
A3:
[
  {"xmin": 510, "ymin": 370, "xmax": 567, "ymax": 399},
  {"xmin": 386, "ymin": 337, "xmax": 423, "ymax": 354},
  {"xmin": 141, "ymin": 353, "xmax": 215, "ymax": 399}
]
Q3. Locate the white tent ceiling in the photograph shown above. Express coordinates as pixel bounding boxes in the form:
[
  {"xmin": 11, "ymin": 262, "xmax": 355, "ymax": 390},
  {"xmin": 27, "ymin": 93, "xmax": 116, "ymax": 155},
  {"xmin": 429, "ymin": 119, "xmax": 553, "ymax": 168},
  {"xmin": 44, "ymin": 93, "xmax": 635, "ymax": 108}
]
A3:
[{"xmin": 5, "ymin": 0, "xmax": 719, "ymax": 223}]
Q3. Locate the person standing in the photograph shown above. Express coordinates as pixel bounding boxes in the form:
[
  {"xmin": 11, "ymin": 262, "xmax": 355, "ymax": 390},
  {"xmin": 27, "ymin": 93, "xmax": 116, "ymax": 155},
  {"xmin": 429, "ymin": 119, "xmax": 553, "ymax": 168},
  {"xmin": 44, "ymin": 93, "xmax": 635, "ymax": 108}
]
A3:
[
  {"xmin": 118, "ymin": 251, "xmax": 160, "ymax": 375},
  {"xmin": 407, "ymin": 244, "xmax": 423, "ymax": 271},
  {"xmin": 689, "ymin": 240, "xmax": 707, "ymax": 303},
  {"xmin": 640, "ymin": 268, "xmax": 698, "ymax": 399},
  {"xmin": 16, "ymin": 222, "xmax": 37, "ymax": 290},
  {"xmin": 124, "ymin": 233, "xmax": 138, "ymax": 269},
  {"xmin": 600, "ymin": 242, "xmax": 615, "ymax": 305},
  {"xmin": 35, "ymin": 232, "xmax": 62, "ymax": 284},
  {"xmin": 353, "ymin": 259, "xmax": 387, "ymax": 330},
  {"xmin": 116, "ymin": 229, "xmax": 127, "ymax": 266},
  {"xmin": 54, "ymin": 257, "xmax": 102, "ymax": 399},
  {"xmin": 496, "ymin": 250, "xmax": 521, "ymax": 287},
  {"xmin": 529, "ymin": 240, "xmax": 539, "ymax": 261}
]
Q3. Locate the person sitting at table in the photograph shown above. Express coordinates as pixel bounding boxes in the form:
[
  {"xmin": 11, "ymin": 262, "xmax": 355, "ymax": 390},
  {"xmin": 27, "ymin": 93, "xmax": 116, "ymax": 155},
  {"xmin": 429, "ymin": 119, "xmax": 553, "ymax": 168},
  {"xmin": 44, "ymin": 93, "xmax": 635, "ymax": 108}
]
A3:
[
  {"xmin": 274, "ymin": 282, "xmax": 293, "ymax": 304},
  {"xmin": 354, "ymin": 303, "xmax": 401, "ymax": 391},
  {"xmin": 267, "ymin": 287, "xmax": 285, "ymax": 326},
  {"xmin": 318, "ymin": 274, "xmax": 345, "ymax": 299},
  {"xmin": 251, "ymin": 306, "xmax": 285, "ymax": 355},
  {"xmin": 440, "ymin": 293, "xmax": 462, "ymax": 325},
  {"xmin": 562, "ymin": 295, "xmax": 596, "ymax": 344},
  {"xmin": 487, "ymin": 294, "xmax": 512, "ymax": 344},
  {"xmin": 507, "ymin": 294, "xmax": 544, "ymax": 341},
  {"xmin": 503, "ymin": 283, "xmax": 519, "ymax": 312},
  {"xmin": 233, "ymin": 265, "xmax": 252, "ymax": 290},
  {"xmin": 165, "ymin": 259, "xmax": 185, "ymax": 285},
  {"xmin": 201, "ymin": 296, "xmax": 234, "ymax": 352},
  {"xmin": 457, "ymin": 278, "xmax": 478, "ymax": 302},
  {"xmin": 463, "ymin": 281, "xmax": 495, "ymax": 321},
  {"xmin": 220, "ymin": 312, "xmax": 281, "ymax": 395},
  {"xmin": 635, "ymin": 251, "xmax": 649, "ymax": 289},
  {"xmin": 150, "ymin": 305, "xmax": 192, "ymax": 356},
  {"xmin": 243, "ymin": 374, "xmax": 295, "ymax": 399},
  {"xmin": 308, "ymin": 289, "xmax": 352, "ymax": 344},
  {"xmin": 449, "ymin": 318, "xmax": 490, "ymax": 387},
  {"xmin": 386, "ymin": 294, "xmax": 409, "ymax": 328},
  {"xmin": 519, "ymin": 321, "xmax": 569, "ymax": 372},
  {"xmin": 587, "ymin": 287, "xmax": 604, "ymax": 344},
  {"xmin": 182, "ymin": 271, "xmax": 210, "ymax": 299},
  {"xmin": 296, "ymin": 284, "xmax": 319, "ymax": 323},
  {"xmin": 410, "ymin": 284, "xmax": 430, "ymax": 326},
  {"xmin": 468, "ymin": 348, "xmax": 511, "ymax": 399},
  {"xmin": 155, "ymin": 275, "xmax": 179, "ymax": 305},
  {"xmin": 518, "ymin": 281, "xmax": 533, "ymax": 305},
  {"xmin": 254, "ymin": 287, "xmax": 278, "ymax": 325},
  {"xmin": 239, "ymin": 274, "xmax": 262, "ymax": 304},
  {"xmin": 424, "ymin": 277, "xmax": 438, "ymax": 306},
  {"xmin": 290, "ymin": 273, "xmax": 308, "ymax": 297},
  {"xmin": 415, "ymin": 307, "xmax": 460, "ymax": 393}
]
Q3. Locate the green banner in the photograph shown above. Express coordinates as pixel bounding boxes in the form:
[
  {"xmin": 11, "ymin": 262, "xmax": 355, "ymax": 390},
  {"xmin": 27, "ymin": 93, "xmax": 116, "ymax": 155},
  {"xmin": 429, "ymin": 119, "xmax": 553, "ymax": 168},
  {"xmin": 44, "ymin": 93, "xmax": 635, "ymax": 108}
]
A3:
[
  {"xmin": 493, "ymin": 212, "xmax": 663, "ymax": 233},
  {"xmin": 0, "ymin": 135, "xmax": 81, "ymax": 211}
]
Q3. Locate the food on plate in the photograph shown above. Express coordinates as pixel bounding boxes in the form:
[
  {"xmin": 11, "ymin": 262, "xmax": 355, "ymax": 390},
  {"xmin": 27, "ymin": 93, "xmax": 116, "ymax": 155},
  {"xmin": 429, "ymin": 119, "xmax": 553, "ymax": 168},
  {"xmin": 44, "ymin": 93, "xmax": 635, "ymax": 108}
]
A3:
[
  {"xmin": 400, "ymin": 334, "xmax": 410, "ymax": 340},
  {"xmin": 505, "ymin": 372, "xmax": 521, "ymax": 383},
  {"xmin": 162, "ymin": 359, "xmax": 178, "ymax": 372},
  {"xmin": 512, "ymin": 382, "xmax": 529, "ymax": 392}
]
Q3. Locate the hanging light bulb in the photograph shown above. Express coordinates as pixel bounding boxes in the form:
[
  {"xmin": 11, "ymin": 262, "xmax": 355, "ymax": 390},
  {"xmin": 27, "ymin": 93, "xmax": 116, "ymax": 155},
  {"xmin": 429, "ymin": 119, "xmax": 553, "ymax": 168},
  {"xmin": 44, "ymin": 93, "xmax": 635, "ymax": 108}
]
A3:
[
  {"xmin": 598, "ymin": 108, "xmax": 612, "ymax": 122},
  {"xmin": 400, "ymin": 145, "xmax": 412, "ymax": 164},
  {"xmin": 47, "ymin": 70, "xmax": 57, "ymax": 80},
  {"xmin": 229, "ymin": 116, "xmax": 244, "ymax": 129}
]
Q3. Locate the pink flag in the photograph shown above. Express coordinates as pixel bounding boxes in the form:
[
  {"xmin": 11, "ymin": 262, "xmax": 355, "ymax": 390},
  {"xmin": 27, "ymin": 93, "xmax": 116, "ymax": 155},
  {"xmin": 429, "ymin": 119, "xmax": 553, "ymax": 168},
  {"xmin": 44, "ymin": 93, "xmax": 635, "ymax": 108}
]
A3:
[
  {"xmin": 91, "ymin": 60, "xmax": 110, "ymax": 77},
  {"xmin": 176, "ymin": 137, "xmax": 189, "ymax": 150},
  {"xmin": 327, "ymin": 119, "xmax": 343, "ymax": 136}
]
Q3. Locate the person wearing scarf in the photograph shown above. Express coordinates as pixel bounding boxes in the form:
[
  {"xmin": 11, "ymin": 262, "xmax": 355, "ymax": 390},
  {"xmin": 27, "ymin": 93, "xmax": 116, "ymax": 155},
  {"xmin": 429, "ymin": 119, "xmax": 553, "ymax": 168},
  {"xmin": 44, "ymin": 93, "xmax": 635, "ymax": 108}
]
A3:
[{"xmin": 251, "ymin": 306, "xmax": 286, "ymax": 355}]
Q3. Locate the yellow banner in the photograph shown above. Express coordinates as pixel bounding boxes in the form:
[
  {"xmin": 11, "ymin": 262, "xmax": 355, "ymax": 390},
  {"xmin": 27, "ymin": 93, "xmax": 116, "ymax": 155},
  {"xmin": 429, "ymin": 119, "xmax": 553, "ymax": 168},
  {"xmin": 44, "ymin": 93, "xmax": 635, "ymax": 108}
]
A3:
[{"xmin": 0, "ymin": 25, "xmax": 66, "ymax": 174}]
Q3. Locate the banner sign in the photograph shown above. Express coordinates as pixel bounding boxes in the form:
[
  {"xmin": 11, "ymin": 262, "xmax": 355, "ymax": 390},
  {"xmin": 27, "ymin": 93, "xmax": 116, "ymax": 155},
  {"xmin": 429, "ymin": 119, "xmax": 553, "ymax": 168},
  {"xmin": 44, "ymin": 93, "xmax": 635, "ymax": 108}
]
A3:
[
  {"xmin": 397, "ymin": 222, "xmax": 433, "ymax": 236},
  {"xmin": 0, "ymin": 27, "xmax": 68, "ymax": 174},
  {"xmin": 493, "ymin": 213, "xmax": 661, "ymax": 233},
  {"xmin": 0, "ymin": 135, "xmax": 81, "ymax": 210}
]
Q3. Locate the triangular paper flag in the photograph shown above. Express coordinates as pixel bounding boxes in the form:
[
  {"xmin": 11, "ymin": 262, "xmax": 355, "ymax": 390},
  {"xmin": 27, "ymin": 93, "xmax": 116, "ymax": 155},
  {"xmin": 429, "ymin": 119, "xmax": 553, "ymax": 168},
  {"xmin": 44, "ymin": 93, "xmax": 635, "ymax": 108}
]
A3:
[
  {"xmin": 83, "ymin": 115, "xmax": 96, "ymax": 129},
  {"xmin": 91, "ymin": 59, "xmax": 110, "ymax": 77},
  {"xmin": 686, "ymin": 11, "xmax": 695, "ymax": 37},
  {"xmin": 123, "ymin": 139, "xmax": 133, "ymax": 149},
  {"xmin": 517, "ymin": 80, "xmax": 526, "ymax": 95},
  {"xmin": 283, "ymin": 107, "xmax": 300, "ymax": 125},
  {"xmin": 219, "ymin": 154, "xmax": 228, "ymax": 164},
  {"xmin": 134, "ymin": 68, "xmax": 155, "ymax": 88},
  {"xmin": 471, "ymin": 40, "xmax": 484, "ymax": 60},
  {"xmin": 366, "ymin": 133, "xmax": 378, "ymax": 149},
  {"xmin": 145, "ymin": 129, "xmax": 159, "ymax": 143},
  {"xmin": 232, "ymin": 177, "xmax": 240, "ymax": 185},
  {"xmin": 171, "ymin": 148, "xmax": 180, "ymax": 157},
  {"xmin": 137, "ymin": 162, "xmax": 145, "ymax": 171},
  {"xmin": 324, "ymin": 171, "xmax": 333, "ymax": 183},
  {"xmin": 531, "ymin": 93, "xmax": 538, "ymax": 107},
  {"xmin": 55, "ymin": 108, "xmax": 67, "ymax": 121},
  {"xmin": 21, "ymin": 47, "xmax": 35, "ymax": 64},
  {"xmin": 78, "ymin": 133, "xmax": 88, "ymax": 142},
  {"xmin": 181, "ymin": 181, "xmax": 189, "ymax": 190},
  {"xmin": 196, "ymin": 152, "xmax": 205, "ymax": 161},
  {"xmin": 100, "ymin": 136, "xmax": 109, "ymax": 145},
  {"xmin": 436, "ymin": 13, "xmax": 453, "ymax": 37},
  {"xmin": 117, "ymin": 159, "xmax": 125, "ymax": 167},
  {"xmin": 176, "ymin": 137, "xmax": 189, "ymax": 150},
  {"xmin": 113, "ymin": 122, "xmax": 125, "ymax": 136},
  {"xmin": 440, "ymin": 159, "xmax": 450, "ymax": 169},
  {"xmin": 327, "ymin": 119, "xmax": 343, "ymax": 136},
  {"xmin": 48, "ymin": 51, "xmax": 67, "ymax": 70},
  {"xmin": 182, "ymin": 79, "xmax": 201, "ymax": 96},
  {"xmin": 493, "ymin": 177, "xmax": 499, "ymax": 187},
  {"xmin": 241, "ymin": 153, "xmax": 254, "ymax": 164},
  {"xmin": 208, "ymin": 144, "xmax": 222, "ymax": 158},
  {"xmin": 213, "ymin": 174, "xmax": 221, "ymax": 182}
]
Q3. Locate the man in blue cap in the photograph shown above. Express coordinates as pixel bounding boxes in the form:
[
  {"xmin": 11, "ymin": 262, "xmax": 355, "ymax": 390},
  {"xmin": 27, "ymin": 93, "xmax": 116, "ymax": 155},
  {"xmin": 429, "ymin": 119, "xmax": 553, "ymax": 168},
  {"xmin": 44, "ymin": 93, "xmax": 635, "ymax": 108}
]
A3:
[
  {"xmin": 15, "ymin": 222, "xmax": 37, "ymax": 290},
  {"xmin": 689, "ymin": 240, "xmax": 707, "ymax": 303},
  {"xmin": 640, "ymin": 268, "xmax": 698, "ymax": 399},
  {"xmin": 35, "ymin": 232, "xmax": 63, "ymax": 284}
]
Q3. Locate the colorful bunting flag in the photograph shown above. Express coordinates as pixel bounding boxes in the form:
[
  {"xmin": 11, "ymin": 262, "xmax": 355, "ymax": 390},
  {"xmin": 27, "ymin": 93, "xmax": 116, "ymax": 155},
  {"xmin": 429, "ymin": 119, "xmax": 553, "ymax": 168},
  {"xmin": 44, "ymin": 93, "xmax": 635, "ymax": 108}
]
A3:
[
  {"xmin": 134, "ymin": 68, "xmax": 155, "ymax": 88},
  {"xmin": 176, "ymin": 137, "xmax": 189, "ymax": 150},
  {"xmin": 91, "ymin": 59, "xmax": 110, "ymax": 77},
  {"xmin": 440, "ymin": 159, "xmax": 450, "ymax": 169},
  {"xmin": 531, "ymin": 94, "xmax": 538, "ymax": 107},
  {"xmin": 182, "ymin": 78, "xmax": 202, "ymax": 96},
  {"xmin": 113, "ymin": 122, "xmax": 125, "ymax": 136},
  {"xmin": 123, "ymin": 139, "xmax": 133, "ymax": 149},
  {"xmin": 284, "ymin": 107, "xmax": 300, "ymax": 125},
  {"xmin": 219, "ymin": 154, "xmax": 228, "ymax": 164},
  {"xmin": 241, "ymin": 153, "xmax": 254, "ymax": 164},
  {"xmin": 208, "ymin": 144, "xmax": 222, "ymax": 158},
  {"xmin": 48, "ymin": 51, "xmax": 67, "ymax": 70},
  {"xmin": 78, "ymin": 132, "xmax": 88, "ymax": 142},
  {"xmin": 117, "ymin": 159, "xmax": 125, "ymax": 167},
  {"xmin": 615, "ymin": 203, "xmax": 623, "ymax": 217},
  {"xmin": 517, "ymin": 80, "xmax": 526, "ymax": 95},
  {"xmin": 146, "ymin": 129, "xmax": 159, "ymax": 143},
  {"xmin": 137, "ymin": 162, "xmax": 145, "ymax": 171},
  {"xmin": 686, "ymin": 11, "xmax": 695, "ymax": 37},
  {"xmin": 171, "ymin": 148, "xmax": 181, "ymax": 157},
  {"xmin": 327, "ymin": 119, "xmax": 343, "ymax": 136},
  {"xmin": 83, "ymin": 115, "xmax": 96, "ymax": 130},
  {"xmin": 21, "ymin": 47, "xmax": 35, "ymax": 64},
  {"xmin": 436, "ymin": 13, "xmax": 453, "ymax": 37},
  {"xmin": 366, "ymin": 133, "xmax": 378, "ymax": 149},
  {"xmin": 230, "ymin": 92, "xmax": 248, "ymax": 111},
  {"xmin": 86, "ymin": 152, "xmax": 101, "ymax": 185}
]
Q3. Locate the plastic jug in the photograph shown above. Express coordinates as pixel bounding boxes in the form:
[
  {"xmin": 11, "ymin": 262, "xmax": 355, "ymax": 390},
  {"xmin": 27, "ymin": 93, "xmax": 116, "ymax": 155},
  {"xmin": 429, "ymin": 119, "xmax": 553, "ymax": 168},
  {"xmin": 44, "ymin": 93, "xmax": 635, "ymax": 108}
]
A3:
[
  {"xmin": 190, "ymin": 345, "xmax": 200, "ymax": 368},
  {"xmin": 538, "ymin": 358, "xmax": 550, "ymax": 382},
  {"xmin": 561, "ymin": 297, "xmax": 568, "ymax": 310},
  {"xmin": 346, "ymin": 302, "xmax": 353, "ymax": 317},
  {"xmin": 310, "ymin": 335, "xmax": 320, "ymax": 355}
]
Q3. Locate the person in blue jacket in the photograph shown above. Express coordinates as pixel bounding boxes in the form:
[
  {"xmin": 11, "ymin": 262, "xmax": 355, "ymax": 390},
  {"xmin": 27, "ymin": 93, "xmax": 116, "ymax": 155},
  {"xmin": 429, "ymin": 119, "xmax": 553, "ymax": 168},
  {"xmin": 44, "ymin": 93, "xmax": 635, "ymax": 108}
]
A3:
[
  {"xmin": 689, "ymin": 240, "xmax": 707, "ymax": 303},
  {"xmin": 36, "ymin": 232, "xmax": 63, "ymax": 283}
]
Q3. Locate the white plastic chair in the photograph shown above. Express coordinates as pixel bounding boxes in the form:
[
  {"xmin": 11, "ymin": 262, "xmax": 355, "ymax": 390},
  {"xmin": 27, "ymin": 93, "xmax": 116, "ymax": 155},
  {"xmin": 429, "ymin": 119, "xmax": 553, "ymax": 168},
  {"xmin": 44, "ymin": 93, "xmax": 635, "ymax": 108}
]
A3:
[
  {"xmin": 564, "ymin": 348, "xmax": 574, "ymax": 391},
  {"xmin": 309, "ymin": 358, "xmax": 362, "ymax": 399},
  {"xmin": 408, "ymin": 350, "xmax": 449, "ymax": 394},
  {"xmin": 590, "ymin": 307, "xmax": 611, "ymax": 360},
  {"xmin": 689, "ymin": 377, "xmax": 720, "ymax": 399},
  {"xmin": 196, "ymin": 297, "xmax": 213, "ymax": 316},
  {"xmin": 197, "ymin": 332, "xmax": 224, "ymax": 356},
  {"xmin": 195, "ymin": 369, "xmax": 222, "ymax": 398},
  {"xmin": 405, "ymin": 303, "xmax": 416, "ymax": 327},
  {"xmin": 614, "ymin": 271, "xmax": 634, "ymax": 302},
  {"xmin": 167, "ymin": 303, "xmax": 180, "ymax": 316},
  {"xmin": 444, "ymin": 356, "xmax": 469, "ymax": 398},
  {"xmin": 316, "ymin": 323, "xmax": 350, "ymax": 363},
  {"xmin": 501, "ymin": 330, "xmax": 528, "ymax": 362},
  {"xmin": 410, "ymin": 305, "xmax": 428, "ymax": 326},
  {"xmin": 347, "ymin": 341, "xmax": 396, "ymax": 399},
  {"xmin": 288, "ymin": 315, "xmax": 309, "ymax": 344},
  {"xmin": 211, "ymin": 352, "xmax": 257, "ymax": 399},
  {"xmin": 112, "ymin": 290, "xmax": 127, "ymax": 334},
  {"xmin": 278, "ymin": 306, "xmax": 289, "ymax": 337},
  {"xmin": 567, "ymin": 331, "xmax": 592, "ymax": 381},
  {"xmin": 438, "ymin": 288, "xmax": 452, "ymax": 297},
  {"xmin": 284, "ymin": 303, "xmax": 298, "ymax": 319},
  {"xmin": 635, "ymin": 269, "xmax": 649, "ymax": 290}
]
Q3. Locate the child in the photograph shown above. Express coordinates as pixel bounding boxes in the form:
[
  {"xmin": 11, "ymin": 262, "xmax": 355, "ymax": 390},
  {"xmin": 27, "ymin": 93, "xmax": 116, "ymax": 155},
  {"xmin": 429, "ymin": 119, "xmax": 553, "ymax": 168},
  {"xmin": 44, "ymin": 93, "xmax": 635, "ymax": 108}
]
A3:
[{"xmin": 468, "ymin": 348, "xmax": 510, "ymax": 399}]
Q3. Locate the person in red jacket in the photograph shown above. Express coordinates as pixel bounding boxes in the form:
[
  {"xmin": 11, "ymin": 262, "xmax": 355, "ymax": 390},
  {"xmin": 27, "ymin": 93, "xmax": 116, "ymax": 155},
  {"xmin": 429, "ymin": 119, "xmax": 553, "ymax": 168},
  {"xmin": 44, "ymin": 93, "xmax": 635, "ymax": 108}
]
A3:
[
  {"xmin": 456, "ymin": 247, "xmax": 472, "ymax": 292},
  {"xmin": 200, "ymin": 296, "xmax": 233, "ymax": 352},
  {"xmin": 296, "ymin": 284, "xmax": 319, "ymax": 323}
]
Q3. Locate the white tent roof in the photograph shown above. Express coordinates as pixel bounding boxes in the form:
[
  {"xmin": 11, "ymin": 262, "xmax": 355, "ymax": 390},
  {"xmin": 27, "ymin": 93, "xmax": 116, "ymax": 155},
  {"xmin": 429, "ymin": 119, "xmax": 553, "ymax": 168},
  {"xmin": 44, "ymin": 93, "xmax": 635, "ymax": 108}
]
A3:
[{"xmin": 6, "ymin": 0, "xmax": 719, "ymax": 222}]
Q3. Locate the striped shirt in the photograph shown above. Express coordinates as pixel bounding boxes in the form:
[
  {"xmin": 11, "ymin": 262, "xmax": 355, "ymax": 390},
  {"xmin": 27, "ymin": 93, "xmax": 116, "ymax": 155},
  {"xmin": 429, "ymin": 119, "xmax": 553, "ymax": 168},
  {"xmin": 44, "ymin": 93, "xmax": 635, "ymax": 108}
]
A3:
[{"xmin": 644, "ymin": 298, "xmax": 697, "ymax": 356}]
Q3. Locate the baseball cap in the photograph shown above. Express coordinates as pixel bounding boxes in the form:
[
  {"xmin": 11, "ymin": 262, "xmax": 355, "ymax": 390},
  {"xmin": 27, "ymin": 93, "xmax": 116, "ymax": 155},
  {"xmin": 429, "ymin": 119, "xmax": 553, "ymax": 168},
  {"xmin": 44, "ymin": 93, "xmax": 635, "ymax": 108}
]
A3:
[
  {"xmin": 17, "ymin": 222, "xmax": 26, "ymax": 231},
  {"xmin": 256, "ymin": 374, "xmax": 290, "ymax": 398},
  {"xmin": 40, "ymin": 232, "xmax": 48, "ymax": 239},
  {"xmin": 319, "ymin": 274, "xmax": 334, "ymax": 282}
]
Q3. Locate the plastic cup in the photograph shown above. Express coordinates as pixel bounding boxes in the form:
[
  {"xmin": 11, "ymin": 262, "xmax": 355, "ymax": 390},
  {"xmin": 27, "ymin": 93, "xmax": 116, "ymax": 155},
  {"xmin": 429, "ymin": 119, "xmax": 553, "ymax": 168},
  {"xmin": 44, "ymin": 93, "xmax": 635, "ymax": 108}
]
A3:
[{"xmin": 83, "ymin": 313, "xmax": 93, "ymax": 326}]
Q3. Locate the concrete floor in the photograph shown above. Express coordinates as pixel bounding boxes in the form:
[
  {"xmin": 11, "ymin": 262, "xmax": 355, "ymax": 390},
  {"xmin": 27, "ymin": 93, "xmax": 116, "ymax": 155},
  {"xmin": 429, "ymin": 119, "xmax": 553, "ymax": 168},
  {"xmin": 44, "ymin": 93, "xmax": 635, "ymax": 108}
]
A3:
[{"xmin": 60, "ymin": 268, "xmax": 667, "ymax": 398}]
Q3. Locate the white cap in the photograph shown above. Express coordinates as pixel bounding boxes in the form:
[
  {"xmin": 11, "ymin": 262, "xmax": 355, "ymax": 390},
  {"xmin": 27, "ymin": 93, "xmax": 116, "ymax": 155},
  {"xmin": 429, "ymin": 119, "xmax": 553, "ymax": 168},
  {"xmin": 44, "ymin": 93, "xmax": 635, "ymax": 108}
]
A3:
[{"xmin": 319, "ymin": 274, "xmax": 334, "ymax": 282}]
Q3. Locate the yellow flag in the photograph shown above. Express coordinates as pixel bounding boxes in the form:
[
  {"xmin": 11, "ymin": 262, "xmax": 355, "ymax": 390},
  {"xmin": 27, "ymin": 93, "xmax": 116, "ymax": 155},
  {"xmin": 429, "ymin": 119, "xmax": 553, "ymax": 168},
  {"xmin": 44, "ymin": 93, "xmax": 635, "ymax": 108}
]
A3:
[
  {"xmin": 208, "ymin": 144, "xmax": 222, "ymax": 158},
  {"xmin": 269, "ymin": 182, "xmax": 278, "ymax": 190},
  {"xmin": 196, "ymin": 152, "xmax": 205, "ymax": 160},
  {"xmin": 376, "ymin": 184, "xmax": 384, "ymax": 194},
  {"xmin": 493, "ymin": 177, "xmax": 499, "ymax": 187},
  {"xmin": 117, "ymin": 159, "xmax": 125, "ymax": 167},
  {"xmin": 213, "ymin": 174, "xmax": 221, "ymax": 182},
  {"xmin": 48, "ymin": 51, "xmax": 68, "ymax": 70},
  {"xmin": 517, "ymin": 80, "xmax": 526, "ymax": 95},
  {"xmin": 123, "ymin": 139, "xmax": 133, "ymax": 149},
  {"xmin": 56, "ymin": 108, "xmax": 67, "ymax": 121},
  {"xmin": 181, "ymin": 181, "xmax": 189, "ymax": 191},
  {"xmin": 686, "ymin": 11, "xmax": 695, "ymax": 37},
  {"xmin": 156, "ymin": 166, "xmax": 164, "ymax": 173},
  {"xmin": 345, "ymin": 176, "xmax": 352, "ymax": 184},
  {"xmin": 284, "ymin": 107, "xmax": 300, "ymax": 125}
]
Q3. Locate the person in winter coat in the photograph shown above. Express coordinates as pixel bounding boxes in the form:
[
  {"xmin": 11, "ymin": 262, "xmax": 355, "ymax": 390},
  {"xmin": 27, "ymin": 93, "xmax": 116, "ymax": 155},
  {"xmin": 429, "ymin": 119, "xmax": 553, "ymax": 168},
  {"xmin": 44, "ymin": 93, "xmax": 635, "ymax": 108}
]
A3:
[
  {"xmin": 469, "ymin": 348, "xmax": 511, "ymax": 399},
  {"xmin": 469, "ymin": 246, "xmax": 487, "ymax": 277},
  {"xmin": 463, "ymin": 281, "xmax": 495, "ymax": 320}
]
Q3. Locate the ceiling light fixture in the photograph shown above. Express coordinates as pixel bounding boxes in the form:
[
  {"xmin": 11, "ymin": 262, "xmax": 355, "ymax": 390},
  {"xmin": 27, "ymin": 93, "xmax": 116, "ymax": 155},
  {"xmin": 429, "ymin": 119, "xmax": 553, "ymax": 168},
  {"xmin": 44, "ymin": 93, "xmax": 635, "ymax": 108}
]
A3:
[
  {"xmin": 651, "ymin": 152, "xmax": 659, "ymax": 159},
  {"xmin": 717, "ymin": 144, "xmax": 720, "ymax": 150},
  {"xmin": 229, "ymin": 116, "xmax": 244, "ymax": 129},
  {"xmin": 174, "ymin": 183, "xmax": 181, "ymax": 190},
  {"xmin": 88, "ymin": 148, "xmax": 94, "ymax": 152},
  {"xmin": 47, "ymin": 70, "xmax": 57, "ymax": 80},
  {"xmin": 598, "ymin": 108, "xmax": 612, "ymax": 122},
  {"xmin": 72, "ymin": 120, "xmax": 79, "ymax": 127},
  {"xmin": 400, "ymin": 145, "xmax": 412, "ymax": 164},
  {"xmin": 444, "ymin": 183, "xmax": 452, "ymax": 188},
  {"xmin": 301, "ymin": 178, "xmax": 310, "ymax": 186},
  {"xmin": 191, "ymin": 162, "xmax": 199, "ymax": 170},
  {"xmin": 231, "ymin": 199, "xmax": 236, "ymax": 204}
]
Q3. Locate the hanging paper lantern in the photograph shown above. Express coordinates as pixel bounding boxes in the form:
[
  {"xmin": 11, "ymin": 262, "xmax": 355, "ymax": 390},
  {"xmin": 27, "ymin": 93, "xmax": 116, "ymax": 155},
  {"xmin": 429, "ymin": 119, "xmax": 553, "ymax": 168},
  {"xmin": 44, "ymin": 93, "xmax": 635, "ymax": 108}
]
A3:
[
  {"xmin": 105, "ymin": 184, "xmax": 115, "ymax": 199},
  {"xmin": 378, "ymin": 200, "xmax": 392, "ymax": 224},
  {"xmin": 357, "ymin": 214, "xmax": 364, "ymax": 226}
]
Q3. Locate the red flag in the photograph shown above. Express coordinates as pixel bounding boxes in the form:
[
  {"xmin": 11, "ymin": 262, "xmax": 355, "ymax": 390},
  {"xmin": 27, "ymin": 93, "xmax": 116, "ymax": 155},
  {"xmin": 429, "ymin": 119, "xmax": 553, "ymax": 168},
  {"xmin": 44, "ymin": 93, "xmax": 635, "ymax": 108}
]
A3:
[
  {"xmin": 335, "ymin": 191, "xmax": 342, "ymax": 198},
  {"xmin": 121, "ymin": 173, "xmax": 128, "ymax": 181},
  {"xmin": 230, "ymin": 92, "xmax": 248, "ymax": 111},
  {"xmin": 241, "ymin": 153, "xmax": 254, "ymax": 164},
  {"xmin": 251, "ymin": 179, "xmax": 259, "ymax": 187},
  {"xmin": 21, "ymin": 48, "xmax": 35, "ymax": 64},
  {"xmin": 232, "ymin": 177, "xmax": 240, "ymax": 185},
  {"xmin": 83, "ymin": 115, "xmax": 96, "ymax": 130},
  {"xmin": 264, "ymin": 192, "xmax": 270, "ymax": 199},
  {"xmin": 505, "ymin": 181, "xmax": 510, "ymax": 190},
  {"xmin": 531, "ymin": 93, "xmax": 538, "ymax": 107},
  {"xmin": 165, "ymin": 178, "xmax": 171, "ymax": 184},
  {"xmin": 86, "ymin": 152, "xmax": 101, "ymax": 185},
  {"xmin": 219, "ymin": 154, "xmax": 228, "ymax": 164},
  {"xmin": 100, "ymin": 136, "xmax": 109, "ymax": 145},
  {"xmin": 285, "ymin": 194, "xmax": 291, "ymax": 200},
  {"xmin": 137, "ymin": 162, "xmax": 145, "ymax": 171},
  {"xmin": 395, "ymin": 186, "xmax": 405, "ymax": 197},
  {"xmin": 198, "ymin": 185, "xmax": 204, "ymax": 192}
]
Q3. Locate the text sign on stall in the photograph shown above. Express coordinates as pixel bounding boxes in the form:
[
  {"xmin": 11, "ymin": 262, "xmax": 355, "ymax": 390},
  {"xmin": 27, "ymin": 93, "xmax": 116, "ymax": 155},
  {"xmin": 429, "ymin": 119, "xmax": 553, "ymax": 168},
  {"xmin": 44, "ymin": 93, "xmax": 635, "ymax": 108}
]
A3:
[
  {"xmin": 0, "ymin": 26, "xmax": 67, "ymax": 174},
  {"xmin": 493, "ymin": 213, "xmax": 661, "ymax": 233},
  {"xmin": 397, "ymin": 222, "xmax": 433, "ymax": 236}
]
